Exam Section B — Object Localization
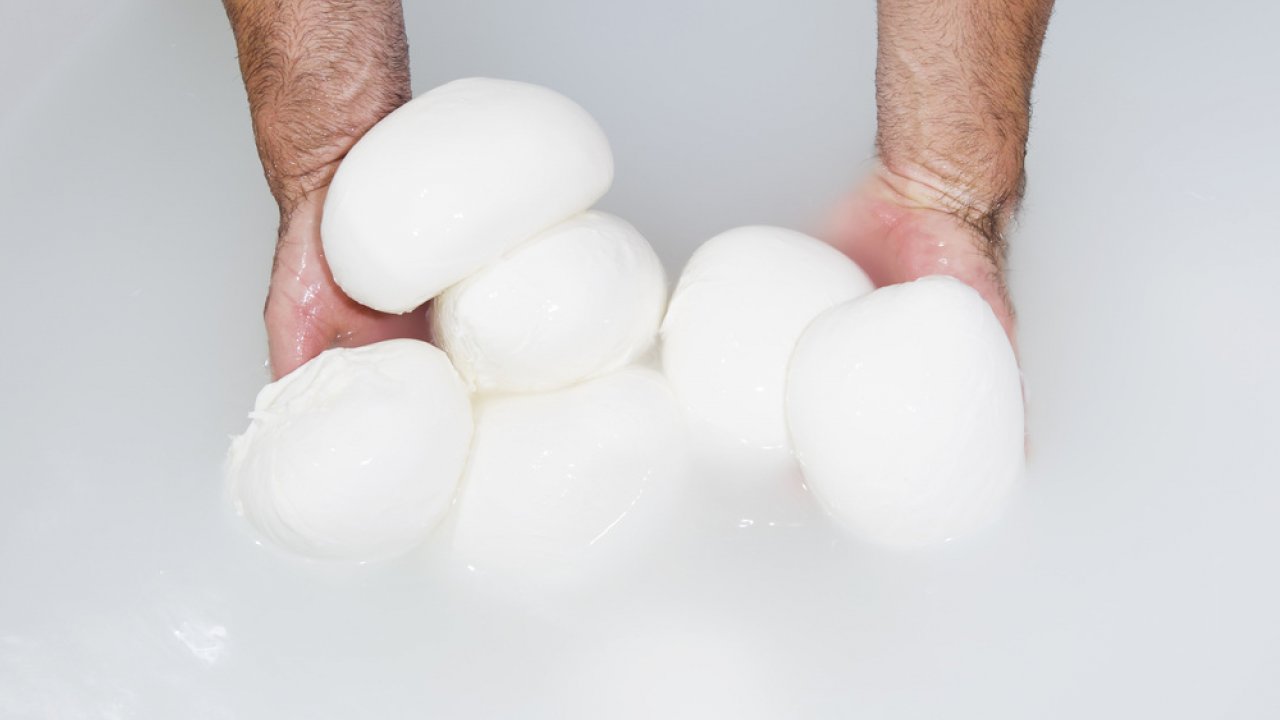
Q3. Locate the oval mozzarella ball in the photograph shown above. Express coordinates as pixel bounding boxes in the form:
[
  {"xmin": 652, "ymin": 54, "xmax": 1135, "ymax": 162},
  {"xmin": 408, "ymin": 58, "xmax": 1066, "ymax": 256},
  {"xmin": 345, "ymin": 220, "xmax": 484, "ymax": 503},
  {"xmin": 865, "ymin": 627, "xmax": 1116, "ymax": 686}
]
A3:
[
  {"xmin": 322, "ymin": 77, "xmax": 614, "ymax": 313},
  {"xmin": 785, "ymin": 276, "xmax": 1024, "ymax": 547},
  {"xmin": 432, "ymin": 211, "xmax": 666, "ymax": 393},
  {"xmin": 226, "ymin": 339, "xmax": 473, "ymax": 561},
  {"xmin": 447, "ymin": 368, "xmax": 688, "ymax": 587},
  {"xmin": 660, "ymin": 226, "xmax": 873, "ymax": 472}
]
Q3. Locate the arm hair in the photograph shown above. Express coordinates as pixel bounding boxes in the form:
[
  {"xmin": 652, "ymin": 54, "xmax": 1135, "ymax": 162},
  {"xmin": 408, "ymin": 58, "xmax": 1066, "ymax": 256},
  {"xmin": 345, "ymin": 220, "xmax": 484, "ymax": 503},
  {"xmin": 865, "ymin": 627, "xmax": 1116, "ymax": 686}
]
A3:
[
  {"xmin": 875, "ymin": 0, "xmax": 1054, "ymax": 257},
  {"xmin": 223, "ymin": 0, "xmax": 411, "ymax": 217}
]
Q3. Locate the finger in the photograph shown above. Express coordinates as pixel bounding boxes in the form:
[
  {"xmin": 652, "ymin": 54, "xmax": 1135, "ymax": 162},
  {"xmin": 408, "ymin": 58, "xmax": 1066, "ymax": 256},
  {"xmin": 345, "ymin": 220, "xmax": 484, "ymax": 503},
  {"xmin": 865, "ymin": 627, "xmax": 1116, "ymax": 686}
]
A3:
[{"xmin": 265, "ymin": 287, "xmax": 333, "ymax": 380}]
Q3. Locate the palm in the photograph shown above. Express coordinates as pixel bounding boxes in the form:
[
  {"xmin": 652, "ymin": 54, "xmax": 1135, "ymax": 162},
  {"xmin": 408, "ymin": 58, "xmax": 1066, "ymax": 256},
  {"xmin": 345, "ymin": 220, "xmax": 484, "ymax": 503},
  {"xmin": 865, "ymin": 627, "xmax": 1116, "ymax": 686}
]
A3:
[
  {"xmin": 825, "ymin": 169, "xmax": 1017, "ymax": 348},
  {"xmin": 264, "ymin": 196, "xmax": 429, "ymax": 379}
]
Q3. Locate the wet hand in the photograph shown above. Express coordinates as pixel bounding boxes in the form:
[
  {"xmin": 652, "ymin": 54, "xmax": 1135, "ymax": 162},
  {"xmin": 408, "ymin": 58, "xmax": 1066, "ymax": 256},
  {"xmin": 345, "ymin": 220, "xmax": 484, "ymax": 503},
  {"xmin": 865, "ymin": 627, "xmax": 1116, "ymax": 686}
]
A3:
[
  {"xmin": 264, "ymin": 189, "xmax": 429, "ymax": 379},
  {"xmin": 826, "ymin": 161, "xmax": 1018, "ymax": 348}
]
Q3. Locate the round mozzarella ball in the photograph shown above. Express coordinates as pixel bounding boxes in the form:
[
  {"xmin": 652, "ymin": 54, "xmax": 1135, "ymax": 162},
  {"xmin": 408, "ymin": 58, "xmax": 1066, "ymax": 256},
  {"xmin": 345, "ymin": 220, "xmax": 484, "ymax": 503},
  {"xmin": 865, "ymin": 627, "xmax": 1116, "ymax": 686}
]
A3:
[
  {"xmin": 322, "ymin": 77, "xmax": 614, "ymax": 313},
  {"xmin": 785, "ymin": 276, "xmax": 1024, "ymax": 547},
  {"xmin": 660, "ymin": 226, "xmax": 873, "ymax": 473},
  {"xmin": 446, "ymin": 368, "xmax": 689, "ymax": 587},
  {"xmin": 226, "ymin": 339, "xmax": 473, "ymax": 561},
  {"xmin": 432, "ymin": 211, "xmax": 666, "ymax": 393}
]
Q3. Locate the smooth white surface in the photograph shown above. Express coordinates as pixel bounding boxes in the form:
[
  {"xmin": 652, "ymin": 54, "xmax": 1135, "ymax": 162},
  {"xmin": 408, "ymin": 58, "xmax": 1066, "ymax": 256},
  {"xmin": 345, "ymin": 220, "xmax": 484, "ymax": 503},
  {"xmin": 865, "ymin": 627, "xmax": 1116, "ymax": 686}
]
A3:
[
  {"xmin": 2, "ymin": 1, "xmax": 1279, "ymax": 718},
  {"xmin": 446, "ymin": 367, "xmax": 688, "ymax": 590},
  {"xmin": 433, "ymin": 211, "xmax": 666, "ymax": 393},
  {"xmin": 323, "ymin": 77, "xmax": 614, "ymax": 313},
  {"xmin": 661, "ymin": 225, "xmax": 873, "ymax": 476},
  {"xmin": 227, "ymin": 339, "xmax": 472, "ymax": 561},
  {"xmin": 787, "ymin": 276, "xmax": 1024, "ymax": 546}
]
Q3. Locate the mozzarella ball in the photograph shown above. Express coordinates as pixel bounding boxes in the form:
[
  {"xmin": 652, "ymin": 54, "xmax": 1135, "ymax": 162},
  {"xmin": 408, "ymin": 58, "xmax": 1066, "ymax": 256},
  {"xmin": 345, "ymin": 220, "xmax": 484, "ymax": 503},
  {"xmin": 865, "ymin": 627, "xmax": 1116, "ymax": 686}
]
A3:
[
  {"xmin": 446, "ymin": 368, "xmax": 688, "ymax": 587},
  {"xmin": 785, "ymin": 276, "xmax": 1024, "ymax": 547},
  {"xmin": 660, "ymin": 226, "xmax": 873, "ymax": 472},
  {"xmin": 226, "ymin": 339, "xmax": 473, "ymax": 561},
  {"xmin": 432, "ymin": 211, "xmax": 666, "ymax": 393},
  {"xmin": 322, "ymin": 77, "xmax": 614, "ymax": 313}
]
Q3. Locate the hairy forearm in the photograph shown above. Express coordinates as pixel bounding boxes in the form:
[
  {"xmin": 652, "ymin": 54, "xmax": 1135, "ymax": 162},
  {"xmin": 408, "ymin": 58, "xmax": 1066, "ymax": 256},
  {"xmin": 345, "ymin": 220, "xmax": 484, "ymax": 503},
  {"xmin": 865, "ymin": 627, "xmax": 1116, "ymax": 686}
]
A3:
[
  {"xmin": 875, "ymin": 0, "xmax": 1053, "ymax": 239},
  {"xmin": 223, "ymin": 0, "xmax": 410, "ymax": 217}
]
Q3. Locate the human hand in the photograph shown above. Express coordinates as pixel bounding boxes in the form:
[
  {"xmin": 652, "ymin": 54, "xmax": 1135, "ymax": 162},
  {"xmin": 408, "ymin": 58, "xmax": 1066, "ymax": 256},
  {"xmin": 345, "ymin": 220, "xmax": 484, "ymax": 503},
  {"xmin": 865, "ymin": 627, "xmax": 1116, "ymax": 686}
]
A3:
[
  {"xmin": 222, "ymin": 0, "xmax": 414, "ymax": 378},
  {"xmin": 844, "ymin": 0, "xmax": 1053, "ymax": 350},
  {"xmin": 827, "ymin": 161, "xmax": 1017, "ymax": 348},
  {"xmin": 265, "ymin": 190, "xmax": 429, "ymax": 379}
]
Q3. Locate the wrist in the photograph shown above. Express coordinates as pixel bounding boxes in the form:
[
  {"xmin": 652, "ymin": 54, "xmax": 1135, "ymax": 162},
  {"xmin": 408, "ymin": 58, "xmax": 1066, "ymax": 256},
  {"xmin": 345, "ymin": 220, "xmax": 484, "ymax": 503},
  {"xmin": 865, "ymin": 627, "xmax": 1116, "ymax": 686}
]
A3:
[
  {"xmin": 870, "ymin": 156, "xmax": 1020, "ymax": 254},
  {"xmin": 275, "ymin": 187, "xmax": 327, "ymax": 252}
]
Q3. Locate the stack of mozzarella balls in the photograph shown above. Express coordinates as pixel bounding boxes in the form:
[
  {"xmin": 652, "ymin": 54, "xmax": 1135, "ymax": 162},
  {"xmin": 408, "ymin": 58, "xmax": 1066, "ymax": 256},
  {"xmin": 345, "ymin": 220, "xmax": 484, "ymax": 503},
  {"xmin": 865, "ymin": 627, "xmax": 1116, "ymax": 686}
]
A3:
[{"xmin": 226, "ymin": 78, "xmax": 1025, "ymax": 574}]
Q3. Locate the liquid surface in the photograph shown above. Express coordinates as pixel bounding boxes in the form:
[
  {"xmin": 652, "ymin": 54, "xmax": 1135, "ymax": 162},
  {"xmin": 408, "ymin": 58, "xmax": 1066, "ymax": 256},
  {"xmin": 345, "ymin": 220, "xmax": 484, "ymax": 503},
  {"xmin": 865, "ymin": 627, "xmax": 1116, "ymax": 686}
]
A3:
[{"xmin": 2, "ymin": 1, "xmax": 1279, "ymax": 717}]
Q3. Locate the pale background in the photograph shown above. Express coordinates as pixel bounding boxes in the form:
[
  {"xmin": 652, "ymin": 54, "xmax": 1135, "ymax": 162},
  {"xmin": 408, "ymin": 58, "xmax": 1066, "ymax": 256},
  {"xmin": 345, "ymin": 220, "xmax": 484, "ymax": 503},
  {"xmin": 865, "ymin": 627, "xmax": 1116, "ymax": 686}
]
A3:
[{"xmin": 2, "ymin": 1, "xmax": 1278, "ymax": 717}]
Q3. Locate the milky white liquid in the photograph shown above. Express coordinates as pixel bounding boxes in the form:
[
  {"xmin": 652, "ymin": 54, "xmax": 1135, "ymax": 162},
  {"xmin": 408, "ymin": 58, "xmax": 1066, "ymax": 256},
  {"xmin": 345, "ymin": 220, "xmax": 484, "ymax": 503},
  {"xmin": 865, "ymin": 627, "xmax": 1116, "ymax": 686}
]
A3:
[{"xmin": 8, "ymin": 6, "xmax": 1277, "ymax": 717}]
